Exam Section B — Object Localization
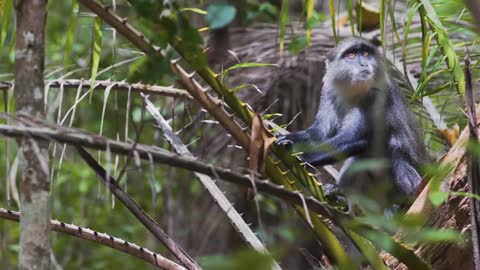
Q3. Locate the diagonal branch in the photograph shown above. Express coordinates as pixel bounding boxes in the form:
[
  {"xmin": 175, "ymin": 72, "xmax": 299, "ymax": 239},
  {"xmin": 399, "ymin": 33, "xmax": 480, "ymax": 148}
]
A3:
[
  {"xmin": 143, "ymin": 93, "xmax": 282, "ymax": 270},
  {"xmin": 75, "ymin": 146, "xmax": 201, "ymax": 270},
  {"xmin": 0, "ymin": 208, "xmax": 186, "ymax": 270}
]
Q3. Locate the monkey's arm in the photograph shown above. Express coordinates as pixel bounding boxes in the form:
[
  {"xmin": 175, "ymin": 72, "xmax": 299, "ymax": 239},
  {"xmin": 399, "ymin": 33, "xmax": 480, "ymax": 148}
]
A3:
[
  {"xmin": 300, "ymin": 140, "xmax": 367, "ymax": 166},
  {"xmin": 300, "ymin": 108, "xmax": 368, "ymax": 166},
  {"xmin": 277, "ymin": 94, "xmax": 339, "ymax": 145}
]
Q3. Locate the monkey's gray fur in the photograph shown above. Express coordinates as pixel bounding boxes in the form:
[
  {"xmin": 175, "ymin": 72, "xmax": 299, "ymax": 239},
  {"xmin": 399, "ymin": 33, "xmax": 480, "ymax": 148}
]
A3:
[{"xmin": 277, "ymin": 37, "xmax": 428, "ymax": 211}]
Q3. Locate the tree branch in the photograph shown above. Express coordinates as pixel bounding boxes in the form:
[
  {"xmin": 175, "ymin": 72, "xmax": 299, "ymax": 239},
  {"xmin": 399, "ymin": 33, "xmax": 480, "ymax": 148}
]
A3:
[
  {"xmin": 142, "ymin": 94, "xmax": 282, "ymax": 270},
  {"xmin": 0, "ymin": 114, "xmax": 354, "ymax": 226},
  {"xmin": 75, "ymin": 146, "xmax": 201, "ymax": 270},
  {"xmin": 0, "ymin": 208, "xmax": 186, "ymax": 270},
  {"xmin": 0, "ymin": 80, "xmax": 192, "ymax": 100}
]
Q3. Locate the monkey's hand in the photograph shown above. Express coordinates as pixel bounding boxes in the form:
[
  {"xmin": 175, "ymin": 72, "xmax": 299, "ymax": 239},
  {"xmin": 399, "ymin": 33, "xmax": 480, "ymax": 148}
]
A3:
[
  {"xmin": 323, "ymin": 183, "xmax": 348, "ymax": 209},
  {"xmin": 275, "ymin": 135, "xmax": 294, "ymax": 146}
]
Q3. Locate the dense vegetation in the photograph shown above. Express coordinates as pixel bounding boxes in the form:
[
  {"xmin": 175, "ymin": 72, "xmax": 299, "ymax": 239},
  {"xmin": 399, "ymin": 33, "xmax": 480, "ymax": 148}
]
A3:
[{"xmin": 1, "ymin": 0, "xmax": 479, "ymax": 269}]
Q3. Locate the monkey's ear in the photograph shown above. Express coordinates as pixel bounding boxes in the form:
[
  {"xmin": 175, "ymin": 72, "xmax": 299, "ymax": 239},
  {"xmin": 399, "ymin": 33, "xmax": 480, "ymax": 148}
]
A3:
[{"xmin": 325, "ymin": 50, "xmax": 336, "ymax": 64}]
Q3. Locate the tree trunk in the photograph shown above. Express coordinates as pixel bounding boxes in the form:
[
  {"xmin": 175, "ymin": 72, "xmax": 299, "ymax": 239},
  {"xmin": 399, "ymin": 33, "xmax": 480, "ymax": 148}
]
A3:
[
  {"xmin": 383, "ymin": 119, "xmax": 476, "ymax": 269},
  {"xmin": 14, "ymin": 0, "xmax": 50, "ymax": 269}
]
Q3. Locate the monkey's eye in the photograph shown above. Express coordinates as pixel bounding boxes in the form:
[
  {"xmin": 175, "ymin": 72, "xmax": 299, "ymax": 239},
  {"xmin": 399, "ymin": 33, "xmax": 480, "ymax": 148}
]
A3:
[
  {"xmin": 347, "ymin": 53, "xmax": 357, "ymax": 59},
  {"xmin": 362, "ymin": 51, "xmax": 369, "ymax": 56}
]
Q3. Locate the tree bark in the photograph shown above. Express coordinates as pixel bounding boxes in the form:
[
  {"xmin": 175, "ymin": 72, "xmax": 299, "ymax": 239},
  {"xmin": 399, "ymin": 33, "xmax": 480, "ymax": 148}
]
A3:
[
  {"xmin": 383, "ymin": 120, "xmax": 477, "ymax": 269},
  {"xmin": 14, "ymin": 0, "xmax": 50, "ymax": 269}
]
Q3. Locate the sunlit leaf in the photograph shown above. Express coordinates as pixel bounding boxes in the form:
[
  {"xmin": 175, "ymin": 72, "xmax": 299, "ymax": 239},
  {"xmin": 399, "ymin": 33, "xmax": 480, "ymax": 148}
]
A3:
[
  {"xmin": 262, "ymin": 113, "xmax": 282, "ymax": 120},
  {"xmin": 429, "ymin": 191, "xmax": 449, "ymax": 206},
  {"xmin": 181, "ymin": 8, "xmax": 207, "ymax": 15},
  {"xmin": 346, "ymin": 0, "xmax": 355, "ymax": 34},
  {"xmin": 305, "ymin": 0, "xmax": 314, "ymax": 47},
  {"xmin": 89, "ymin": 16, "xmax": 103, "ymax": 102},
  {"xmin": 64, "ymin": 0, "xmax": 79, "ymax": 69},
  {"xmin": 416, "ymin": 0, "xmax": 465, "ymax": 93},
  {"xmin": 328, "ymin": 0, "xmax": 338, "ymax": 42},
  {"xmin": 223, "ymin": 62, "xmax": 278, "ymax": 77},
  {"xmin": 279, "ymin": 0, "xmax": 289, "ymax": 56},
  {"xmin": 0, "ymin": 0, "xmax": 13, "ymax": 55}
]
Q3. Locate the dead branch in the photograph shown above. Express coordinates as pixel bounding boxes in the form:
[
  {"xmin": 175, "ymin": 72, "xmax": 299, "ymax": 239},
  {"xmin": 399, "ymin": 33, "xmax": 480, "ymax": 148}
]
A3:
[
  {"xmin": 0, "ymin": 80, "xmax": 192, "ymax": 100},
  {"xmin": 75, "ymin": 146, "xmax": 201, "ymax": 270},
  {"xmin": 0, "ymin": 208, "xmax": 186, "ymax": 270}
]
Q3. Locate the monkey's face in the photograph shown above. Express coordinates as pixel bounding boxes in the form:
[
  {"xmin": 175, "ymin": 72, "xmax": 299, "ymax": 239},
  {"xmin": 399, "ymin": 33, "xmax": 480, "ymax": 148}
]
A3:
[{"xmin": 324, "ymin": 38, "xmax": 386, "ymax": 102}]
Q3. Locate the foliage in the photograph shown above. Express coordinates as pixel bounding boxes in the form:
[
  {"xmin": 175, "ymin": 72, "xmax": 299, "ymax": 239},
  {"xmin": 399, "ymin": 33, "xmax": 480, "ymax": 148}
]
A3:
[{"xmin": 0, "ymin": 0, "xmax": 478, "ymax": 269}]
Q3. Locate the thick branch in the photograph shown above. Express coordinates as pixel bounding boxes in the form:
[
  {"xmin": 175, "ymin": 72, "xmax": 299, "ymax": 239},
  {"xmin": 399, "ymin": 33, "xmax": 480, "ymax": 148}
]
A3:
[
  {"xmin": 0, "ymin": 80, "xmax": 192, "ymax": 100},
  {"xmin": 0, "ymin": 116, "xmax": 353, "ymax": 225},
  {"xmin": 0, "ymin": 208, "xmax": 186, "ymax": 270}
]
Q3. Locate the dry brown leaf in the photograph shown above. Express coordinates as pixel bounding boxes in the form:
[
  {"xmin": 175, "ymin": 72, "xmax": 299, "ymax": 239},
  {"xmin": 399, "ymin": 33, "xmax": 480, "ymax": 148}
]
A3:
[
  {"xmin": 440, "ymin": 123, "xmax": 460, "ymax": 146},
  {"xmin": 247, "ymin": 113, "xmax": 276, "ymax": 198}
]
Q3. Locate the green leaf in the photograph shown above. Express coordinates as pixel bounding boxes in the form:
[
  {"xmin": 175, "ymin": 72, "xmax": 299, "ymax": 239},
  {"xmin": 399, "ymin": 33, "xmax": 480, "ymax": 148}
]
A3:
[
  {"xmin": 222, "ymin": 62, "xmax": 278, "ymax": 77},
  {"xmin": 175, "ymin": 14, "xmax": 208, "ymax": 69},
  {"xmin": 64, "ymin": 0, "xmax": 79, "ymax": 69},
  {"xmin": 361, "ymin": 230, "xmax": 431, "ymax": 270},
  {"xmin": 405, "ymin": 228, "xmax": 464, "ymax": 243},
  {"xmin": 206, "ymin": 3, "xmax": 237, "ymax": 30},
  {"xmin": 305, "ymin": 0, "xmax": 314, "ymax": 47},
  {"xmin": 233, "ymin": 84, "xmax": 258, "ymax": 93},
  {"xmin": 306, "ymin": 11, "xmax": 325, "ymax": 29},
  {"xmin": 279, "ymin": 0, "xmax": 289, "ymax": 56},
  {"xmin": 346, "ymin": 0, "xmax": 355, "ymax": 34},
  {"xmin": 450, "ymin": 191, "xmax": 480, "ymax": 202},
  {"xmin": 262, "ymin": 113, "xmax": 282, "ymax": 120},
  {"xmin": 328, "ymin": 0, "xmax": 338, "ymax": 43},
  {"xmin": 429, "ymin": 191, "xmax": 449, "ymax": 206},
  {"xmin": 288, "ymin": 34, "xmax": 308, "ymax": 54},
  {"xmin": 199, "ymin": 248, "xmax": 273, "ymax": 270},
  {"xmin": 181, "ymin": 8, "xmax": 207, "ymax": 15},
  {"xmin": 288, "ymin": 35, "xmax": 308, "ymax": 54},
  {"xmin": 416, "ymin": 0, "xmax": 465, "ymax": 94},
  {"xmin": 258, "ymin": 3, "xmax": 278, "ymax": 20},
  {"xmin": 0, "ymin": 0, "xmax": 13, "ymax": 55},
  {"xmin": 89, "ymin": 16, "xmax": 103, "ymax": 102}
]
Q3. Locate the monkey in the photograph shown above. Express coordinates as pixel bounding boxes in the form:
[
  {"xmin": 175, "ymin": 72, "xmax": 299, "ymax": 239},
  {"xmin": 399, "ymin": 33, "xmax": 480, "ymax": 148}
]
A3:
[{"xmin": 276, "ymin": 37, "xmax": 428, "ymax": 214}]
